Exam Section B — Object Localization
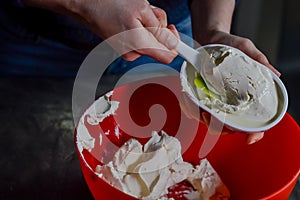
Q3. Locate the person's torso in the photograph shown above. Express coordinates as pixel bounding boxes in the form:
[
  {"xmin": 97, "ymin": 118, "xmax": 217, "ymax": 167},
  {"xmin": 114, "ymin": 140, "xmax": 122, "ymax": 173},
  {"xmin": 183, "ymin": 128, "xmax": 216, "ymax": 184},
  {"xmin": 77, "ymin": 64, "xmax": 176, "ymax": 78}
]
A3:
[{"xmin": 0, "ymin": 0, "xmax": 190, "ymax": 50}]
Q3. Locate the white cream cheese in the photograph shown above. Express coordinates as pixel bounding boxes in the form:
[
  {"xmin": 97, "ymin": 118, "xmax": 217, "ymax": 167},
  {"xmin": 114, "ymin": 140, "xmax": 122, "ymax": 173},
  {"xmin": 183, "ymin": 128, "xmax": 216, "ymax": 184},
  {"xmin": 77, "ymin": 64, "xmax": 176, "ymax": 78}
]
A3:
[
  {"xmin": 86, "ymin": 91, "xmax": 119, "ymax": 125},
  {"xmin": 95, "ymin": 131, "xmax": 230, "ymax": 200},
  {"xmin": 76, "ymin": 91, "xmax": 119, "ymax": 157},
  {"xmin": 183, "ymin": 45, "xmax": 279, "ymax": 128},
  {"xmin": 76, "ymin": 90, "xmax": 230, "ymax": 199}
]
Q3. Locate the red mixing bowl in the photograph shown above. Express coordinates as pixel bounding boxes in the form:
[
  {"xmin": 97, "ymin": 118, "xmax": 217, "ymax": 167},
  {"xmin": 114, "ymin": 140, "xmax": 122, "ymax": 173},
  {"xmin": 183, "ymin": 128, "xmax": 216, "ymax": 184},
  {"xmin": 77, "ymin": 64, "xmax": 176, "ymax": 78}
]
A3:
[{"xmin": 74, "ymin": 76, "xmax": 300, "ymax": 200}]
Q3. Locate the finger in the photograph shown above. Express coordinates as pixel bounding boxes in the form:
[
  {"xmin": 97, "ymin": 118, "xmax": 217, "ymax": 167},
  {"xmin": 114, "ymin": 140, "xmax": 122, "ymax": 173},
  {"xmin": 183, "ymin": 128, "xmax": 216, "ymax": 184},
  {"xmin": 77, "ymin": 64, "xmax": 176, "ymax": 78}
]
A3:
[
  {"xmin": 167, "ymin": 24, "xmax": 181, "ymax": 55},
  {"xmin": 128, "ymin": 5, "xmax": 179, "ymax": 63},
  {"xmin": 151, "ymin": 6, "xmax": 167, "ymax": 27},
  {"xmin": 138, "ymin": 46, "xmax": 177, "ymax": 63},
  {"xmin": 168, "ymin": 24, "xmax": 180, "ymax": 39},
  {"xmin": 122, "ymin": 51, "xmax": 141, "ymax": 61},
  {"xmin": 265, "ymin": 63, "xmax": 281, "ymax": 77},
  {"xmin": 221, "ymin": 125, "xmax": 235, "ymax": 135},
  {"xmin": 179, "ymin": 92, "xmax": 202, "ymax": 120},
  {"xmin": 147, "ymin": 26, "xmax": 179, "ymax": 50},
  {"xmin": 109, "ymin": 26, "xmax": 177, "ymax": 64},
  {"xmin": 234, "ymin": 37, "xmax": 281, "ymax": 77},
  {"xmin": 133, "ymin": 26, "xmax": 178, "ymax": 63},
  {"xmin": 139, "ymin": 3, "xmax": 162, "ymax": 28},
  {"xmin": 139, "ymin": 6, "xmax": 179, "ymax": 50},
  {"xmin": 201, "ymin": 111, "xmax": 210, "ymax": 125},
  {"xmin": 246, "ymin": 132, "xmax": 264, "ymax": 145},
  {"xmin": 249, "ymin": 49, "xmax": 281, "ymax": 77}
]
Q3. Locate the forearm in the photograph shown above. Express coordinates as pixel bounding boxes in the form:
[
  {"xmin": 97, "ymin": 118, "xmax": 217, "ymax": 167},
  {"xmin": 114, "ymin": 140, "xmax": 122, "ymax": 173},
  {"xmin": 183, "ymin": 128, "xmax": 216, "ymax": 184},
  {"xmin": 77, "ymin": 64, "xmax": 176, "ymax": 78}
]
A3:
[
  {"xmin": 22, "ymin": 0, "xmax": 179, "ymax": 63},
  {"xmin": 22, "ymin": 0, "xmax": 73, "ymax": 13},
  {"xmin": 21, "ymin": 0, "xmax": 90, "ymax": 25},
  {"xmin": 21, "ymin": 0, "xmax": 111, "ymax": 39},
  {"xmin": 189, "ymin": 0, "xmax": 235, "ymax": 44}
]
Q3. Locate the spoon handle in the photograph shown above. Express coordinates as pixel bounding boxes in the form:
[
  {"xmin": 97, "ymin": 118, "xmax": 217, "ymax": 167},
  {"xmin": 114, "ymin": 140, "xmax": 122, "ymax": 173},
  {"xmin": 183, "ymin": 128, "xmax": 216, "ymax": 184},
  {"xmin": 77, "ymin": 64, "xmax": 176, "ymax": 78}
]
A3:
[{"xmin": 175, "ymin": 40, "xmax": 201, "ymax": 71}]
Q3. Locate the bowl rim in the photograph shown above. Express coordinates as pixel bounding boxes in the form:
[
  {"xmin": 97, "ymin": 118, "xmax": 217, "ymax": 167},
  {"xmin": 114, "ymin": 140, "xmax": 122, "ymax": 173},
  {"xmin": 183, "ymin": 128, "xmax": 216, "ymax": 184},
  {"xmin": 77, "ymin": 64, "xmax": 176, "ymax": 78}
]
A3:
[{"xmin": 261, "ymin": 168, "xmax": 300, "ymax": 200}]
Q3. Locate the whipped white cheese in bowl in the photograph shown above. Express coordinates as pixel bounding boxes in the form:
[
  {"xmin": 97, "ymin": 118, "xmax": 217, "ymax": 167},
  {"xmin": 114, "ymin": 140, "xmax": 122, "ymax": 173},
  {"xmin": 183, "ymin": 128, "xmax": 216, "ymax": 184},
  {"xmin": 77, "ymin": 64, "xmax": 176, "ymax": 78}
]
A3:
[{"xmin": 180, "ymin": 44, "xmax": 288, "ymax": 132}]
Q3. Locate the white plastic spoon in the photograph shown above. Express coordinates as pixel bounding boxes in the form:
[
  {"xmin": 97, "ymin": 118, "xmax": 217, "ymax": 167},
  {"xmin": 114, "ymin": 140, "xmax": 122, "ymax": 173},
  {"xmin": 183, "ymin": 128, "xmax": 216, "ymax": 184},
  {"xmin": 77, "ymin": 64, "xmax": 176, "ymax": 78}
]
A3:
[{"xmin": 175, "ymin": 40, "xmax": 203, "ymax": 72}]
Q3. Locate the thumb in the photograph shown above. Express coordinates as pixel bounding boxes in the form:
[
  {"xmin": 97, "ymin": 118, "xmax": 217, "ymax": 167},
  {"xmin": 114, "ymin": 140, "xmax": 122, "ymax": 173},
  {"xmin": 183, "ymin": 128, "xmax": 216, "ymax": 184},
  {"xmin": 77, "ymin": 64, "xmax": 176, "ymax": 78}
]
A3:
[{"xmin": 147, "ymin": 26, "xmax": 179, "ymax": 50}]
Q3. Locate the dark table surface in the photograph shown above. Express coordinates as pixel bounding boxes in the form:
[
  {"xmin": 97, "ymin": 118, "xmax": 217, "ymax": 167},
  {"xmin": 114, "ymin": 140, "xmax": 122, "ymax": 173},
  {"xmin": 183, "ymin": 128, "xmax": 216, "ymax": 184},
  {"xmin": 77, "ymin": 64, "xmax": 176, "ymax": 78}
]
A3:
[{"xmin": 0, "ymin": 75, "xmax": 299, "ymax": 200}]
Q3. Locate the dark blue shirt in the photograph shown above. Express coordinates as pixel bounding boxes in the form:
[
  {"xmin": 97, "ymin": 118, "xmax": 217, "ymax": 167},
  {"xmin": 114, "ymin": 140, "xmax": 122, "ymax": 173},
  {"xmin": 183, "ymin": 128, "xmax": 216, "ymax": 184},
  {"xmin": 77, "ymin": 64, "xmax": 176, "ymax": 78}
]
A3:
[
  {"xmin": 0, "ymin": 0, "xmax": 191, "ymax": 76},
  {"xmin": 0, "ymin": 0, "xmax": 190, "ymax": 49}
]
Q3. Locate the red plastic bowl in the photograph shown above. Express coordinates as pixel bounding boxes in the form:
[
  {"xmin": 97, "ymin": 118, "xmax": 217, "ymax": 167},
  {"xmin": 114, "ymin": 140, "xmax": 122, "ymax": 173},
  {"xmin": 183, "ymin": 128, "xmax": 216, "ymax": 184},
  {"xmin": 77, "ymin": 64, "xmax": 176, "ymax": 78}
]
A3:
[{"xmin": 74, "ymin": 76, "xmax": 300, "ymax": 200}]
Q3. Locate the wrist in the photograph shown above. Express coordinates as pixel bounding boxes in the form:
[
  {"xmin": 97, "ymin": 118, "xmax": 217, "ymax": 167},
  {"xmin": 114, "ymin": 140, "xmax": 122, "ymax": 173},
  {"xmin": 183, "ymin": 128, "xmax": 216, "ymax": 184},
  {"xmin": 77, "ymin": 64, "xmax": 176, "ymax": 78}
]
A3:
[
  {"xmin": 194, "ymin": 29, "xmax": 225, "ymax": 46},
  {"xmin": 190, "ymin": 0, "xmax": 234, "ymax": 45},
  {"xmin": 64, "ymin": 0, "xmax": 90, "ymax": 20}
]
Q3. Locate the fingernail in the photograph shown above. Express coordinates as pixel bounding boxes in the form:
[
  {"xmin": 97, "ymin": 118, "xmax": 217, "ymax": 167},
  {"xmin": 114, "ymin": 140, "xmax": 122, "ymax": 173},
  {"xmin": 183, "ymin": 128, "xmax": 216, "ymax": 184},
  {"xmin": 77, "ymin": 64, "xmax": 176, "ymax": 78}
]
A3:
[
  {"xmin": 247, "ymin": 132, "xmax": 264, "ymax": 145},
  {"xmin": 274, "ymin": 69, "xmax": 281, "ymax": 77},
  {"xmin": 248, "ymin": 138, "xmax": 258, "ymax": 145},
  {"xmin": 267, "ymin": 64, "xmax": 281, "ymax": 77},
  {"xmin": 201, "ymin": 112, "xmax": 210, "ymax": 125},
  {"xmin": 271, "ymin": 66, "xmax": 281, "ymax": 77}
]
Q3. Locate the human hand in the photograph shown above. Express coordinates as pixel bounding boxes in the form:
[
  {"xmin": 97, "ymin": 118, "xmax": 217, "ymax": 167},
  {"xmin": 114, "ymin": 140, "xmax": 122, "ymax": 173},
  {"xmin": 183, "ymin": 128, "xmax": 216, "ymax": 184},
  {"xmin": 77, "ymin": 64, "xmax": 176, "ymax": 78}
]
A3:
[
  {"xmin": 187, "ymin": 0, "xmax": 270, "ymax": 144},
  {"xmin": 71, "ymin": 0, "xmax": 179, "ymax": 63},
  {"xmin": 197, "ymin": 30, "xmax": 281, "ymax": 77},
  {"xmin": 22, "ymin": 0, "xmax": 180, "ymax": 63},
  {"xmin": 193, "ymin": 30, "xmax": 284, "ymax": 143}
]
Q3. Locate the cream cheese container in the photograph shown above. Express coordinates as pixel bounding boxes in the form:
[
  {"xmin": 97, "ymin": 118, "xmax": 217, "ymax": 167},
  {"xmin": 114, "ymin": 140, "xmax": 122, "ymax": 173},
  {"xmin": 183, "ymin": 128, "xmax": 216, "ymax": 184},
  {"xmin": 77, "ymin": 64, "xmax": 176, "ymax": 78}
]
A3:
[{"xmin": 180, "ymin": 44, "xmax": 288, "ymax": 132}]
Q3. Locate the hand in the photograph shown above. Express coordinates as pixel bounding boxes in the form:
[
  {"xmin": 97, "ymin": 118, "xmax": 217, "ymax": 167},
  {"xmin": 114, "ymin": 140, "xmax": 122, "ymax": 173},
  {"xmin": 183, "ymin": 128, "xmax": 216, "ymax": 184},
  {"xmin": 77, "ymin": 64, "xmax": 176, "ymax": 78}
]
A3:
[
  {"xmin": 22, "ymin": 0, "xmax": 181, "ymax": 63},
  {"xmin": 188, "ymin": 0, "xmax": 270, "ymax": 144},
  {"xmin": 194, "ymin": 30, "xmax": 284, "ymax": 144},
  {"xmin": 198, "ymin": 30, "xmax": 281, "ymax": 77},
  {"xmin": 71, "ymin": 0, "xmax": 179, "ymax": 63}
]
